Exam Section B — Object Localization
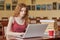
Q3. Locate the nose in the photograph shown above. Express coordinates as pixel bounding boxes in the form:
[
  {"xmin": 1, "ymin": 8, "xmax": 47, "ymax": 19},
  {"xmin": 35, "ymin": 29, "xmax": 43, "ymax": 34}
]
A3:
[
  {"xmin": 22, "ymin": 11, "xmax": 25, "ymax": 14},
  {"xmin": 23, "ymin": 11, "xmax": 25, "ymax": 13}
]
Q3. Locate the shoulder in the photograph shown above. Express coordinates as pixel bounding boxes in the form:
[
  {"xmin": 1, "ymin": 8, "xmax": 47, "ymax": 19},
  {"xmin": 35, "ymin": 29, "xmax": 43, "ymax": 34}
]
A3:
[
  {"xmin": 9, "ymin": 16, "xmax": 14, "ymax": 22},
  {"xmin": 9, "ymin": 16, "xmax": 13, "ymax": 19}
]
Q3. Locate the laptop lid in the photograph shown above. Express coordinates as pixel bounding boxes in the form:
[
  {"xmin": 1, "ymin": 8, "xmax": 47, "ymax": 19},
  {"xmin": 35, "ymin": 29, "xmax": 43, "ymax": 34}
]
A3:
[{"xmin": 22, "ymin": 24, "xmax": 48, "ymax": 38}]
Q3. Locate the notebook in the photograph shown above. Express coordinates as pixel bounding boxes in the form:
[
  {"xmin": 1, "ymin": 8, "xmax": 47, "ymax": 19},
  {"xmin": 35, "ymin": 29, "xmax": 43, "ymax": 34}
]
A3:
[{"xmin": 17, "ymin": 24, "xmax": 48, "ymax": 38}]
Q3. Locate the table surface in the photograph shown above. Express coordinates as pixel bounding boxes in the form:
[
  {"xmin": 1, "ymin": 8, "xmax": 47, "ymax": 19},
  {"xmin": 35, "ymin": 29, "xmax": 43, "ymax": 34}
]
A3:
[
  {"xmin": 10, "ymin": 38, "xmax": 60, "ymax": 40},
  {"xmin": 9, "ymin": 35, "xmax": 60, "ymax": 40}
]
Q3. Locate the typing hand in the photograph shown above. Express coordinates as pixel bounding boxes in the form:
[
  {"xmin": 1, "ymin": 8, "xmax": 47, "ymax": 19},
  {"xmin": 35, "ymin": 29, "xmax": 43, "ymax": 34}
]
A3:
[{"xmin": 19, "ymin": 32, "xmax": 25, "ymax": 37}]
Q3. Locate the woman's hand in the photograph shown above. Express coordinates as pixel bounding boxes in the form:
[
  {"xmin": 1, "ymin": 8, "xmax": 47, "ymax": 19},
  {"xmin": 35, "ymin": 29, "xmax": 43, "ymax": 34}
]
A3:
[{"xmin": 6, "ymin": 31, "xmax": 25, "ymax": 38}]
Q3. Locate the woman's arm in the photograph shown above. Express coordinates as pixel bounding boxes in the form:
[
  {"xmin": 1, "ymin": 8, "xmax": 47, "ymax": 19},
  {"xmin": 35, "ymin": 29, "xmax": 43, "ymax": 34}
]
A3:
[
  {"xmin": 6, "ymin": 16, "xmax": 24, "ymax": 36},
  {"xmin": 7, "ymin": 16, "xmax": 13, "ymax": 32}
]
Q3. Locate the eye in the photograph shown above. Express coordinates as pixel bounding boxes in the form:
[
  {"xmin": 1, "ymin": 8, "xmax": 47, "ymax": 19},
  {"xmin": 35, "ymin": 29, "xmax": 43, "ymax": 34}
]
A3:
[{"xmin": 20, "ymin": 10, "xmax": 23, "ymax": 12}]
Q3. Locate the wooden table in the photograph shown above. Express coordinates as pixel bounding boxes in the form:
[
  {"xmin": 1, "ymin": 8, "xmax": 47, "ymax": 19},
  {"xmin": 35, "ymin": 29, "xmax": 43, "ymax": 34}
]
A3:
[
  {"xmin": 9, "ymin": 38, "xmax": 60, "ymax": 40},
  {"xmin": 8, "ymin": 35, "xmax": 60, "ymax": 40}
]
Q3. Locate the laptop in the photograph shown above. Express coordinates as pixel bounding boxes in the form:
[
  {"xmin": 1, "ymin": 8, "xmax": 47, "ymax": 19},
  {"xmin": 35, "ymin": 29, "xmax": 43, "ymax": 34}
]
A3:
[{"xmin": 18, "ymin": 24, "xmax": 48, "ymax": 38}]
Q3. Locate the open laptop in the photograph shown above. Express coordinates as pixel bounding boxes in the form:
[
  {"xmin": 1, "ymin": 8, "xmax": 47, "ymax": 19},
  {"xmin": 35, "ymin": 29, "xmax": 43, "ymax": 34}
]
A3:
[{"xmin": 19, "ymin": 24, "xmax": 48, "ymax": 38}]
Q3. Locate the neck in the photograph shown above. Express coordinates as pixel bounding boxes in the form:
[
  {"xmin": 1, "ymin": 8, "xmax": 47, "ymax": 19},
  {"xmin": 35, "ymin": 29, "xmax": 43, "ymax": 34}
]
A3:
[{"xmin": 17, "ymin": 16, "xmax": 24, "ymax": 20}]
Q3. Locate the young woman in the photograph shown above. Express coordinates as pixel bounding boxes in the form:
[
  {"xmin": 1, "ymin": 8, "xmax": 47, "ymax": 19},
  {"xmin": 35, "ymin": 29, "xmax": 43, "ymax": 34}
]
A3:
[{"xmin": 6, "ymin": 3, "xmax": 28, "ymax": 40}]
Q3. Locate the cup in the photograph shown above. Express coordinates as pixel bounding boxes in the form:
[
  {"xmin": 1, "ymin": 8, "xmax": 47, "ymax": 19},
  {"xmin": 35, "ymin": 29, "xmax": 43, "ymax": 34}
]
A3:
[{"xmin": 48, "ymin": 30, "xmax": 54, "ymax": 38}]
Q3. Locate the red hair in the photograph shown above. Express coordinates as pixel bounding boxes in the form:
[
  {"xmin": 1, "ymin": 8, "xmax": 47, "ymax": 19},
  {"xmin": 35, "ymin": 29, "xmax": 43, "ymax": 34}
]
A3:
[{"xmin": 13, "ymin": 3, "xmax": 29, "ymax": 24}]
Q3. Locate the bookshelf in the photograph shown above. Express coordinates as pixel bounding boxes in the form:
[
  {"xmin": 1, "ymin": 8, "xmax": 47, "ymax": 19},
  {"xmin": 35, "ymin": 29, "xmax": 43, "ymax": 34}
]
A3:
[
  {"xmin": 0, "ymin": 0, "xmax": 5, "ymax": 10},
  {"xmin": 12, "ymin": 0, "xmax": 18, "ymax": 10}
]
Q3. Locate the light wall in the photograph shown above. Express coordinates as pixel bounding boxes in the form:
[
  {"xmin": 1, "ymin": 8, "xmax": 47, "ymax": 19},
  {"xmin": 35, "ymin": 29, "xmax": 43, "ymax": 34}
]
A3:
[
  {"xmin": 0, "ymin": 0, "xmax": 60, "ymax": 20},
  {"xmin": 25, "ymin": 0, "xmax": 60, "ymax": 19},
  {"xmin": 0, "ymin": 0, "xmax": 25, "ymax": 20}
]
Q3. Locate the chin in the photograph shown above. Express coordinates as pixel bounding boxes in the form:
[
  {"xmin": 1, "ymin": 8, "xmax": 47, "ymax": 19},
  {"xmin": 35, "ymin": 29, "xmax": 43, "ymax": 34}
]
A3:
[
  {"xmin": 22, "ymin": 16, "xmax": 25, "ymax": 19},
  {"xmin": 20, "ymin": 15, "xmax": 25, "ymax": 18}
]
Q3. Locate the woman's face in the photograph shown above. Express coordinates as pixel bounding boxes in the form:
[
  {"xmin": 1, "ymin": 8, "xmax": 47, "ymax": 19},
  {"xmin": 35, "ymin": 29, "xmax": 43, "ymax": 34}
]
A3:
[{"xmin": 19, "ymin": 7, "xmax": 26, "ymax": 18}]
